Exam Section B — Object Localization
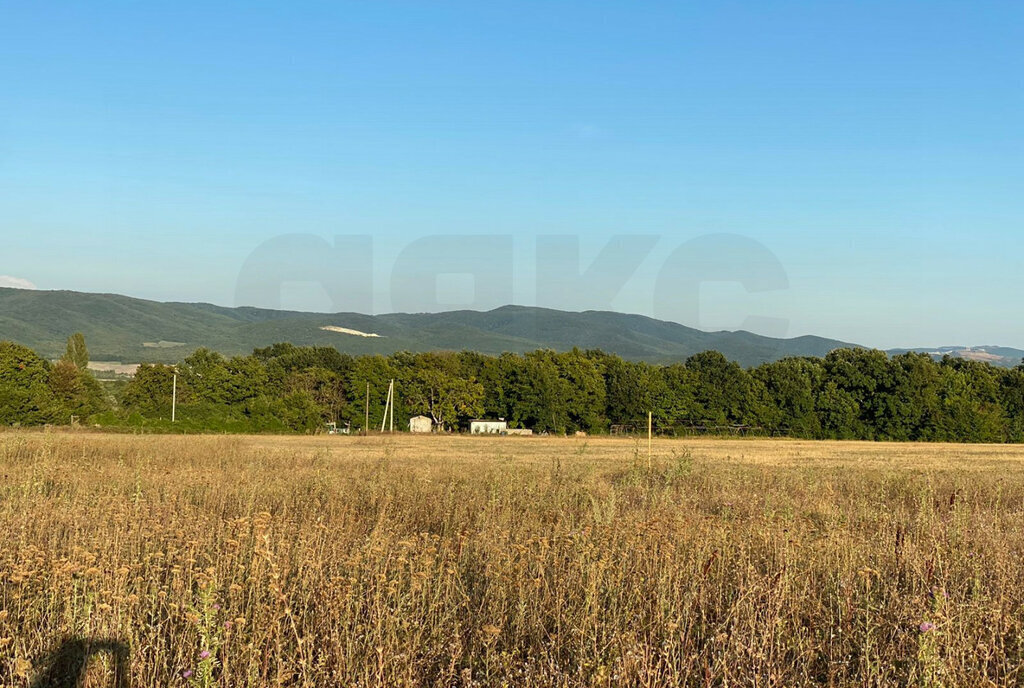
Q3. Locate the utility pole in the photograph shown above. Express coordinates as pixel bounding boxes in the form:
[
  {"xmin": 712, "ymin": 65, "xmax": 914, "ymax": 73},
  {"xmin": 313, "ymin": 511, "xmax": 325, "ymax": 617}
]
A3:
[
  {"xmin": 380, "ymin": 380, "xmax": 393, "ymax": 433},
  {"xmin": 172, "ymin": 372, "xmax": 177, "ymax": 423},
  {"xmin": 364, "ymin": 382, "xmax": 370, "ymax": 436},
  {"xmin": 389, "ymin": 379, "xmax": 395, "ymax": 432},
  {"xmin": 378, "ymin": 378, "xmax": 393, "ymax": 432}
]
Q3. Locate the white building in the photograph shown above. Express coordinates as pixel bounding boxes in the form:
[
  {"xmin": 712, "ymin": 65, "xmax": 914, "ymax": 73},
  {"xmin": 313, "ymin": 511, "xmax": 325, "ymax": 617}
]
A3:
[
  {"xmin": 470, "ymin": 419, "xmax": 508, "ymax": 434},
  {"xmin": 408, "ymin": 415, "xmax": 433, "ymax": 433}
]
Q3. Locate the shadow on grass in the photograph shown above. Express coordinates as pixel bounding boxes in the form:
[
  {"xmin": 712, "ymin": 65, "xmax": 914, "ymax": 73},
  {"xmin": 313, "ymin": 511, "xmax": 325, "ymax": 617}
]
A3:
[{"xmin": 30, "ymin": 638, "xmax": 130, "ymax": 688}]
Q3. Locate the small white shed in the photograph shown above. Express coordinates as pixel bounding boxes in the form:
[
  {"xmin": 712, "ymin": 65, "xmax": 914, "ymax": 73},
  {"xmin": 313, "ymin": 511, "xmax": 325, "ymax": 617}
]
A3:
[
  {"xmin": 470, "ymin": 419, "xmax": 508, "ymax": 435},
  {"xmin": 409, "ymin": 415, "xmax": 433, "ymax": 433}
]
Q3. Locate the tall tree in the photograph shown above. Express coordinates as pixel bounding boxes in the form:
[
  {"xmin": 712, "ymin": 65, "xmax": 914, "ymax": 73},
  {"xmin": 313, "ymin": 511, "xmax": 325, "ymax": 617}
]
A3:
[
  {"xmin": 874, "ymin": 353, "xmax": 942, "ymax": 441},
  {"xmin": 661, "ymin": 363, "xmax": 698, "ymax": 428},
  {"xmin": 754, "ymin": 357, "xmax": 823, "ymax": 437},
  {"xmin": 932, "ymin": 358, "xmax": 1006, "ymax": 442},
  {"xmin": 49, "ymin": 359, "xmax": 107, "ymax": 421},
  {"xmin": 62, "ymin": 332, "xmax": 90, "ymax": 370},
  {"xmin": 821, "ymin": 349, "xmax": 891, "ymax": 438},
  {"xmin": 178, "ymin": 348, "xmax": 232, "ymax": 405},
  {"xmin": 404, "ymin": 365, "xmax": 484, "ymax": 431},
  {"xmin": 686, "ymin": 351, "xmax": 771, "ymax": 427},
  {"xmin": 285, "ymin": 367, "xmax": 348, "ymax": 424},
  {"xmin": 505, "ymin": 350, "xmax": 569, "ymax": 433}
]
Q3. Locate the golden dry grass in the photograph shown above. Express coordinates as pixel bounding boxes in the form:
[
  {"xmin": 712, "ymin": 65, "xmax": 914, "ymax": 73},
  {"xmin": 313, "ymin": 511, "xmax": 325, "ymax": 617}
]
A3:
[{"xmin": 2, "ymin": 431, "xmax": 1024, "ymax": 686}]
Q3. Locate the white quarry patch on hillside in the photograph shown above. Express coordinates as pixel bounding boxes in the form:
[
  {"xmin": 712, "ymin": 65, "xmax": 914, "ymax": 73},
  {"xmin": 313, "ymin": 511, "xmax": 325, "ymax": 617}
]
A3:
[
  {"xmin": 320, "ymin": 325, "xmax": 382, "ymax": 338},
  {"xmin": 0, "ymin": 275, "xmax": 37, "ymax": 289}
]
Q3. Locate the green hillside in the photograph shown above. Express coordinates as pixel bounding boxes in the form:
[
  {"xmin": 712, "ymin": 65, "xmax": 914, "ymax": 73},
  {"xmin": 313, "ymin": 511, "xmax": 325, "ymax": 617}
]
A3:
[{"xmin": 1, "ymin": 287, "xmax": 859, "ymax": 366}]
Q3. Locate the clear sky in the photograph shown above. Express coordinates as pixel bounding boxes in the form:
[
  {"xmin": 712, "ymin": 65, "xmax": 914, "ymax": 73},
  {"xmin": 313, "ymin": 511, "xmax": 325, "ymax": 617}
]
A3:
[{"xmin": 2, "ymin": 1, "xmax": 1022, "ymax": 349}]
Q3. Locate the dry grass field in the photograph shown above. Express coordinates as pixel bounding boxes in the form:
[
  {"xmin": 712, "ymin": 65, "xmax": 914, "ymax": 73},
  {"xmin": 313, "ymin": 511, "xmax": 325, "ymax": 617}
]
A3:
[{"xmin": 2, "ymin": 431, "xmax": 1024, "ymax": 687}]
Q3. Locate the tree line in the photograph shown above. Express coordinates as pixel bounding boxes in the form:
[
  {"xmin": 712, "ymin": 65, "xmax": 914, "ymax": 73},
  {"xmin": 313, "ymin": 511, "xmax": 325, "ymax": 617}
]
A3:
[{"xmin": 2, "ymin": 336, "xmax": 1023, "ymax": 442}]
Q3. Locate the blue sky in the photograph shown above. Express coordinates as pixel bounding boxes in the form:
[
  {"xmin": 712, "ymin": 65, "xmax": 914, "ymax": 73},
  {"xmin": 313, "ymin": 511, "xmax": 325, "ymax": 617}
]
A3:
[{"xmin": 2, "ymin": 1, "xmax": 1022, "ymax": 349}]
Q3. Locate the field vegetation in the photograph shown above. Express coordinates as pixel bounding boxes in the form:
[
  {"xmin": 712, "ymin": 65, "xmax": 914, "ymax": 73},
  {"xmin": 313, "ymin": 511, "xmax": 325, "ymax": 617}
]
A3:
[{"xmin": 2, "ymin": 432, "xmax": 1024, "ymax": 686}]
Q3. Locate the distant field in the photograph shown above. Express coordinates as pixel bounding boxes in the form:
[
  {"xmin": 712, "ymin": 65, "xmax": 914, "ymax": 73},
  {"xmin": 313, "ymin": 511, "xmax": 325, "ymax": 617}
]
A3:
[{"xmin": 2, "ymin": 432, "xmax": 1024, "ymax": 686}]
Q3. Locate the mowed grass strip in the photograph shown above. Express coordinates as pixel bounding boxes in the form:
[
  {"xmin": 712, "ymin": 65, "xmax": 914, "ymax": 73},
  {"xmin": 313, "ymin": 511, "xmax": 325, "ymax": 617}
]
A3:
[{"xmin": 2, "ymin": 432, "xmax": 1024, "ymax": 686}]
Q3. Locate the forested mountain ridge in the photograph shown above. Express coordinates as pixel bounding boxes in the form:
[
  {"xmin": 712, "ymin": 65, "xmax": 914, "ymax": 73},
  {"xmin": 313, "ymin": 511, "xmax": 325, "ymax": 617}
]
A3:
[
  {"xmin": 2, "ymin": 287, "xmax": 1021, "ymax": 368},
  {"xmin": 0, "ymin": 287, "xmax": 855, "ymax": 366}
]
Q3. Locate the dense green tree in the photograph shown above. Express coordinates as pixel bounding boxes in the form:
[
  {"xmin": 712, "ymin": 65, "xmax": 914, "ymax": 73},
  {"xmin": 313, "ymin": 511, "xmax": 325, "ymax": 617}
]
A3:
[
  {"xmin": 659, "ymin": 364, "xmax": 698, "ymax": 430},
  {"xmin": 120, "ymin": 363, "xmax": 181, "ymax": 417},
  {"xmin": 821, "ymin": 349, "xmax": 892, "ymax": 438},
  {"xmin": 502, "ymin": 350, "xmax": 606, "ymax": 434},
  {"xmin": 602, "ymin": 356, "xmax": 653, "ymax": 425},
  {"xmin": 276, "ymin": 391, "xmax": 327, "ymax": 432},
  {"xmin": 179, "ymin": 348, "xmax": 233, "ymax": 405},
  {"xmin": 403, "ymin": 353, "xmax": 484, "ymax": 431},
  {"xmin": 502, "ymin": 350, "xmax": 565, "ymax": 432},
  {"xmin": 873, "ymin": 353, "xmax": 942, "ymax": 440},
  {"xmin": 686, "ymin": 351, "xmax": 770, "ymax": 427},
  {"xmin": 49, "ymin": 359, "xmax": 107, "ymax": 421},
  {"xmin": 932, "ymin": 358, "xmax": 1005, "ymax": 442},
  {"xmin": 257, "ymin": 343, "xmax": 354, "ymax": 378},
  {"xmin": 754, "ymin": 357, "xmax": 823, "ymax": 437},
  {"xmin": 456, "ymin": 351, "xmax": 508, "ymax": 420},
  {"xmin": 0, "ymin": 341, "xmax": 55, "ymax": 425},
  {"xmin": 557, "ymin": 349, "xmax": 606, "ymax": 432},
  {"xmin": 999, "ymin": 367, "xmax": 1024, "ymax": 442},
  {"xmin": 504, "ymin": 351, "xmax": 566, "ymax": 433},
  {"xmin": 285, "ymin": 367, "xmax": 348, "ymax": 424},
  {"xmin": 62, "ymin": 332, "xmax": 89, "ymax": 370},
  {"xmin": 816, "ymin": 381, "xmax": 861, "ymax": 439},
  {"xmin": 490, "ymin": 353, "xmax": 528, "ymax": 427},
  {"xmin": 223, "ymin": 355, "xmax": 271, "ymax": 406}
]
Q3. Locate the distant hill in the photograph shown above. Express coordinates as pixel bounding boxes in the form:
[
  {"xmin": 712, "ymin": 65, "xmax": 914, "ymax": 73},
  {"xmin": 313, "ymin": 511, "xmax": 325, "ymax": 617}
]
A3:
[
  {"xmin": 2, "ymin": 287, "xmax": 1020, "ymax": 369},
  {"xmin": 0, "ymin": 287, "xmax": 859, "ymax": 367},
  {"xmin": 889, "ymin": 346, "xmax": 1024, "ymax": 368}
]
